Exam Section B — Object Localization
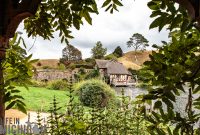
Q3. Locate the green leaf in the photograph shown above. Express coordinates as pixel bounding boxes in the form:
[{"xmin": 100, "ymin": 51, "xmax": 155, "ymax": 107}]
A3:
[
  {"xmin": 170, "ymin": 14, "xmax": 182, "ymax": 31},
  {"xmin": 105, "ymin": 4, "xmax": 112, "ymax": 12},
  {"xmin": 16, "ymin": 103, "xmax": 27, "ymax": 114},
  {"xmin": 150, "ymin": 10, "xmax": 161, "ymax": 18},
  {"xmin": 166, "ymin": 91, "xmax": 176, "ymax": 102},
  {"xmin": 152, "ymin": 111, "xmax": 161, "ymax": 122},
  {"xmin": 148, "ymin": 1, "xmax": 159, "ymax": 10},
  {"xmin": 113, "ymin": 0, "xmax": 123, "ymax": 6},
  {"xmin": 29, "ymin": 59, "xmax": 39, "ymax": 64},
  {"xmin": 155, "ymin": 128, "xmax": 165, "ymax": 135},
  {"xmin": 162, "ymin": 97, "xmax": 173, "ymax": 109},
  {"xmin": 167, "ymin": 127, "xmax": 173, "ymax": 135},
  {"xmin": 181, "ymin": 18, "xmax": 190, "ymax": 32},
  {"xmin": 11, "ymin": 89, "xmax": 20, "ymax": 93},
  {"xmin": 6, "ymin": 101, "xmax": 16, "ymax": 110},
  {"xmin": 146, "ymin": 116, "xmax": 157, "ymax": 124},
  {"xmin": 73, "ymin": 18, "xmax": 80, "ymax": 30},
  {"xmin": 193, "ymin": 85, "xmax": 200, "ymax": 94},
  {"xmin": 102, "ymin": 0, "xmax": 111, "ymax": 8},
  {"xmin": 149, "ymin": 16, "xmax": 163, "ymax": 29},
  {"xmin": 83, "ymin": 10, "xmax": 92, "ymax": 25},
  {"xmin": 154, "ymin": 100, "xmax": 162, "ymax": 109}
]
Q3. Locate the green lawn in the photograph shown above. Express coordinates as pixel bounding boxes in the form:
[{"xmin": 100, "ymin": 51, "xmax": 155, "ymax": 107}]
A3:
[{"xmin": 16, "ymin": 86, "xmax": 79, "ymax": 113}]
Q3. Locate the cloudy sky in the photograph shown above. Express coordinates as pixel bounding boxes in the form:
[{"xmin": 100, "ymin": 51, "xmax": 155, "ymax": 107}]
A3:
[{"xmin": 17, "ymin": 0, "xmax": 169, "ymax": 59}]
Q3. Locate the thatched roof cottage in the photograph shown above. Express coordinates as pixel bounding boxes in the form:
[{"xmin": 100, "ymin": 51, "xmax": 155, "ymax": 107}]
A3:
[{"xmin": 95, "ymin": 59, "xmax": 135, "ymax": 86}]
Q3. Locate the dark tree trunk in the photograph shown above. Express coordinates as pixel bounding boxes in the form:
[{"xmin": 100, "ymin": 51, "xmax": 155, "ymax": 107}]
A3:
[
  {"xmin": 0, "ymin": 62, "xmax": 5, "ymax": 135},
  {"xmin": 0, "ymin": 39, "xmax": 6, "ymax": 135},
  {"xmin": 0, "ymin": 1, "xmax": 41, "ymax": 135}
]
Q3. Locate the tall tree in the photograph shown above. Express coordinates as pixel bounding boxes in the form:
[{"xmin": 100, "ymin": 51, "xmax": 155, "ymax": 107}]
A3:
[
  {"xmin": 60, "ymin": 44, "xmax": 82, "ymax": 67},
  {"xmin": 91, "ymin": 41, "xmax": 107, "ymax": 59},
  {"xmin": 113, "ymin": 46, "xmax": 123, "ymax": 57},
  {"xmin": 127, "ymin": 33, "xmax": 149, "ymax": 52},
  {"xmin": 62, "ymin": 45, "xmax": 82, "ymax": 61}
]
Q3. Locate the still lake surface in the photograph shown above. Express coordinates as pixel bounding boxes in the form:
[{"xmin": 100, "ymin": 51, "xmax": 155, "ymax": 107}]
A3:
[
  {"xmin": 113, "ymin": 86, "xmax": 200, "ymax": 122},
  {"xmin": 113, "ymin": 86, "xmax": 147, "ymax": 99}
]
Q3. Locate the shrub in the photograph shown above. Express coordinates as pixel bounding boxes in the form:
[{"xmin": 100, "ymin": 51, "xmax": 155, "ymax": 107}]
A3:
[
  {"xmin": 28, "ymin": 80, "xmax": 47, "ymax": 87},
  {"xmin": 78, "ymin": 67, "xmax": 85, "ymax": 74},
  {"xmin": 85, "ymin": 58, "xmax": 95, "ymax": 64},
  {"xmin": 67, "ymin": 63, "xmax": 76, "ymax": 70},
  {"xmin": 47, "ymin": 91, "xmax": 147, "ymax": 135},
  {"xmin": 128, "ymin": 68, "xmax": 137, "ymax": 75},
  {"xmin": 42, "ymin": 66, "xmax": 51, "ymax": 69},
  {"xmin": 37, "ymin": 62, "xmax": 42, "ymax": 66},
  {"xmin": 74, "ymin": 79, "xmax": 116, "ymax": 108},
  {"xmin": 47, "ymin": 80, "xmax": 69, "ymax": 90},
  {"xmin": 105, "ymin": 54, "xmax": 117, "ymax": 60},
  {"xmin": 74, "ymin": 64, "xmax": 93, "ymax": 69},
  {"xmin": 84, "ymin": 69, "xmax": 99, "ymax": 79},
  {"xmin": 58, "ymin": 63, "xmax": 66, "ymax": 70}
]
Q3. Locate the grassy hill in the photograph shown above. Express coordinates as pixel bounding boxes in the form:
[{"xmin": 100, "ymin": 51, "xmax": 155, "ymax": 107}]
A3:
[
  {"xmin": 33, "ymin": 59, "xmax": 60, "ymax": 69},
  {"xmin": 118, "ymin": 51, "xmax": 151, "ymax": 70},
  {"xmin": 16, "ymin": 86, "xmax": 78, "ymax": 113},
  {"xmin": 32, "ymin": 51, "xmax": 151, "ymax": 70}
]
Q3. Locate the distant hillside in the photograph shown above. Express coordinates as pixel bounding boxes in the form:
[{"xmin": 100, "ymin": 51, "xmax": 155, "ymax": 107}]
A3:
[
  {"xmin": 118, "ymin": 51, "xmax": 151, "ymax": 70},
  {"xmin": 33, "ymin": 51, "xmax": 151, "ymax": 70},
  {"xmin": 33, "ymin": 59, "xmax": 60, "ymax": 69}
]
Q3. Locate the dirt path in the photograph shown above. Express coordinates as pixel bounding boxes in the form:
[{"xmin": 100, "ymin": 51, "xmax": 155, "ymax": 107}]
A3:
[{"xmin": 5, "ymin": 109, "xmax": 50, "ymax": 125}]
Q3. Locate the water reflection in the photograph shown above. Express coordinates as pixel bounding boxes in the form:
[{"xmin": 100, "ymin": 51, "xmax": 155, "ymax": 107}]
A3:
[
  {"xmin": 113, "ymin": 86, "xmax": 147, "ymax": 99},
  {"xmin": 113, "ymin": 86, "xmax": 200, "ymax": 127}
]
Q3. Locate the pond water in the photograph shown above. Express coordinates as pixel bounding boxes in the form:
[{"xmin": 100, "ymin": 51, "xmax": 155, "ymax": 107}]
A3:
[
  {"xmin": 113, "ymin": 86, "xmax": 200, "ymax": 127},
  {"xmin": 113, "ymin": 86, "xmax": 147, "ymax": 99}
]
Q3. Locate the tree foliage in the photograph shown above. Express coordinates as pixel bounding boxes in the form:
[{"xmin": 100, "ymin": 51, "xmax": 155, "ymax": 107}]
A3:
[
  {"xmin": 127, "ymin": 33, "xmax": 149, "ymax": 51},
  {"xmin": 140, "ymin": 30, "xmax": 200, "ymax": 134},
  {"xmin": 74, "ymin": 79, "xmax": 116, "ymax": 108},
  {"xmin": 46, "ymin": 89, "xmax": 147, "ymax": 135},
  {"xmin": 138, "ymin": 1, "xmax": 200, "ymax": 134},
  {"xmin": 113, "ymin": 46, "xmax": 123, "ymax": 57},
  {"xmin": 147, "ymin": 0, "xmax": 195, "ymax": 32},
  {"xmin": 24, "ymin": 0, "xmax": 124, "ymax": 44},
  {"xmin": 0, "ymin": 0, "xmax": 125, "ymax": 119},
  {"xmin": 4, "ymin": 34, "xmax": 36, "ymax": 114},
  {"xmin": 60, "ymin": 44, "xmax": 82, "ymax": 66},
  {"xmin": 91, "ymin": 41, "xmax": 107, "ymax": 59}
]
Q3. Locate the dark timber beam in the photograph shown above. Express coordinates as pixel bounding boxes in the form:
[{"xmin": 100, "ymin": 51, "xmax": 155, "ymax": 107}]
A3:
[{"xmin": 0, "ymin": 0, "xmax": 41, "ymax": 134}]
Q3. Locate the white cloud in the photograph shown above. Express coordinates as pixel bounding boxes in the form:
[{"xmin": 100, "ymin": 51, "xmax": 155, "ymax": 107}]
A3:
[{"xmin": 17, "ymin": 0, "xmax": 169, "ymax": 59}]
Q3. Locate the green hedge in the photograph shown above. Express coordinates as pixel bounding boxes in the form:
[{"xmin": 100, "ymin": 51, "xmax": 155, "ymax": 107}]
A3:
[
  {"xmin": 74, "ymin": 79, "xmax": 117, "ymax": 108},
  {"xmin": 47, "ymin": 80, "xmax": 69, "ymax": 90}
]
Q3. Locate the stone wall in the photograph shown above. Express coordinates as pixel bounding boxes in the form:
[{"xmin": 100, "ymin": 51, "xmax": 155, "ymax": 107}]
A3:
[{"xmin": 33, "ymin": 69, "xmax": 74, "ymax": 81}]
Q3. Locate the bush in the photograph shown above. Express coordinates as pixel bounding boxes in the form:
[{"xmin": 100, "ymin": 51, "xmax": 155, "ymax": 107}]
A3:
[
  {"xmin": 74, "ymin": 64, "xmax": 93, "ymax": 69},
  {"xmin": 74, "ymin": 79, "xmax": 116, "ymax": 108},
  {"xmin": 78, "ymin": 67, "xmax": 85, "ymax": 74},
  {"xmin": 58, "ymin": 63, "xmax": 66, "ymax": 70},
  {"xmin": 85, "ymin": 58, "xmax": 95, "ymax": 64},
  {"xmin": 128, "ymin": 68, "xmax": 137, "ymax": 75},
  {"xmin": 47, "ymin": 91, "xmax": 147, "ymax": 135},
  {"xmin": 28, "ymin": 80, "xmax": 47, "ymax": 87},
  {"xmin": 42, "ymin": 65, "xmax": 52, "ymax": 69},
  {"xmin": 84, "ymin": 69, "xmax": 99, "ymax": 79},
  {"xmin": 67, "ymin": 63, "xmax": 76, "ymax": 70},
  {"xmin": 36, "ymin": 62, "xmax": 42, "ymax": 66},
  {"xmin": 47, "ymin": 80, "xmax": 69, "ymax": 90},
  {"xmin": 105, "ymin": 54, "xmax": 117, "ymax": 60}
]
